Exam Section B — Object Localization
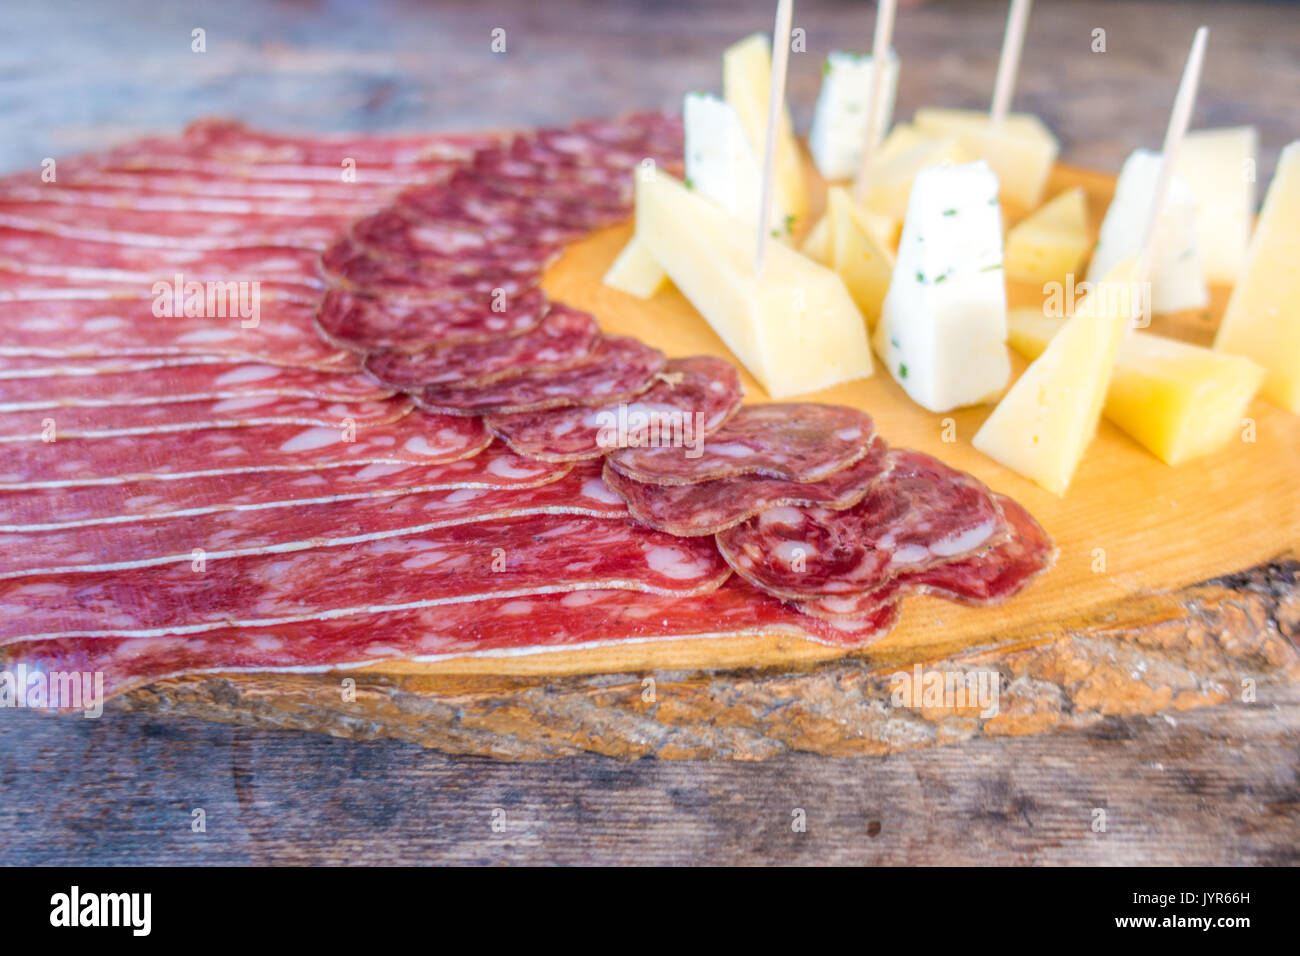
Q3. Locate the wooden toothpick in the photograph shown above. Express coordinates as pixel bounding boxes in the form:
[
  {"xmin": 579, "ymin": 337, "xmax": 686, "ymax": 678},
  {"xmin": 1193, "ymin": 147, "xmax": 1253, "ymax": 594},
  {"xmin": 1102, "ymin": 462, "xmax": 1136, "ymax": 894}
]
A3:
[
  {"xmin": 852, "ymin": 0, "xmax": 899, "ymax": 200},
  {"xmin": 755, "ymin": 0, "xmax": 794, "ymax": 275},
  {"xmin": 990, "ymin": 0, "xmax": 1033, "ymax": 128}
]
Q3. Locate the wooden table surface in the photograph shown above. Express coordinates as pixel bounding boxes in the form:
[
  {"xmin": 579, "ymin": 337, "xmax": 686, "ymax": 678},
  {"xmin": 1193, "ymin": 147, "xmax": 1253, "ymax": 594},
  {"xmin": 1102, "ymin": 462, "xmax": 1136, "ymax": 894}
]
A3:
[{"xmin": 2, "ymin": 0, "xmax": 1298, "ymax": 866}]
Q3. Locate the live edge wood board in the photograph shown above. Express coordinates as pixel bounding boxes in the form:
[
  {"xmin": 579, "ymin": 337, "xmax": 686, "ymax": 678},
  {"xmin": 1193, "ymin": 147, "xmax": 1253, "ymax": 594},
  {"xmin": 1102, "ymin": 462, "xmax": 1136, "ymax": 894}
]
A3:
[{"xmin": 116, "ymin": 162, "xmax": 1300, "ymax": 759}]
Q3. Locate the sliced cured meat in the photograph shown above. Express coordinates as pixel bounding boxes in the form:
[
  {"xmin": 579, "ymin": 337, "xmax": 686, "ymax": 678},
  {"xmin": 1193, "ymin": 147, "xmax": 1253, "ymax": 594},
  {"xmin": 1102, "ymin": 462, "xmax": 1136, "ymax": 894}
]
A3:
[
  {"xmin": 0, "ymin": 394, "xmax": 411, "ymax": 441},
  {"xmin": 0, "ymin": 296, "xmax": 353, "ymax": 369},
  {"xmin": 415, "ymin": 335, "xmax": 665, "ymax": 417},
  {"xmin": 0, "ymin": 579, "xmax": 893, "ymax": 704},
  {"xmin": 44, "ymin": 170, "xmax": 406, "ymax": 205},
  {"xmin": 0, "ymin": 354, "xmax": 238, "ymax": 378},
  {"xmin": 399, "ymin": 175, "xmax": 589, "ymax": 242},
  {"xmin": 319, "ymin": 236, "xmax": 549, "ymax": 296},
  {"xmin": 486, "ymin": 355, "xmax": 742, "ymax": 462},
  {"xmin": 0, "ymin": 361, "xmax": 390, "ymax": 408},
  {"xmin": 606, "ymin": 434, "xmax": 890, "ymax": 536},
  {"xmin": 0, "ymin": 408, "xmax": 489, "ymax": 489},
  {"xmin": 715, "ymin": 449, "xmax": 1008, "ymax": 601},
  {"xmin": 1, "ymin": 441, "xmax": 568, "ymax": 529},
  {"xmin": 0, "ymin": 461, "xmax": 624, "ymax": 578},
  {"xmin": 0, "ymin": 515, "xmax": 732, "ymax": 641},
  {"xmin": 608, "ymin": 402, "xmax": 875, "ymax": 486},
  {"xmin": 363, "ymin": 305, "xmax": 598, "ymax": 389},
  {"xmin": 351, "ymin": 205, "xmax": 568, "ymax": 263},
  {"xmin": 0, "ymin": 183, "xmax": 370, "ymax": 217},
  {"xmin": 314, "ymin": 286, "xmax": 550, "ymax": 352}
]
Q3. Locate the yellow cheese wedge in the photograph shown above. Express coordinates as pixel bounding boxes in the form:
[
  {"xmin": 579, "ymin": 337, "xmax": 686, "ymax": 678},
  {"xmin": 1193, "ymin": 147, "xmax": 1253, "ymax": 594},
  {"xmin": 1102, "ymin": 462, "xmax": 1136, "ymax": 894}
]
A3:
[
  {"xmin": 856, "ymin": 133, "xmax": 977, "ymax": 223},
  {"xmin": 635, "ymin": 171, "xmax": 872, "ymax": 398},
  {"xmin": 1008, "ymin": 309, "xmax": 1264, "ymax": 466},
  {"xmin": 800, "ymin": 213, "xmax": 832, "ymax": 264},
  {"xmin": 913, "ymin": 108, "xmax": 1060, "ymax": 210},
  {"xmin": 1214, "ymin": 140, "xmax": 1300, "ymax": 413},
  {"xmin": 602, "ymin": 237, "xmax": 668, "ymax": 299},
  {"xmin": 826, "ymin": 186, "xmax": 896, "ymax": 332},
  {"xmin": 1176, "ymin": 127, "xmax": 1258, "ymax": 283},
  {"xmin": 723, "ymin": 33, "xmax": 809, "ymax": 234},
  {"xmin": 801, "ymin": 201, "xmax": 899, "ymax": 267},
  {"xmin": 1003, "ymin": 187, "xmax": 1090, "ymax": 286},
  {"xmin": 973, "ymin": 260, "xmax": 1141, "ymax": 495}
]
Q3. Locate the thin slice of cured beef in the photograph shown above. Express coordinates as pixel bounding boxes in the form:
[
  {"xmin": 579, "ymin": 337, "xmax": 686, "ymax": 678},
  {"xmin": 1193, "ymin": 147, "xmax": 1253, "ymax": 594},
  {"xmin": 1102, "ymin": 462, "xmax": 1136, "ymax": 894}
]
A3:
[
  {"xmin": 0, "ymin": 394, "xmax": 411, "ymax": 441},
  {"xmin": 715, "ymin": 449, "xmax": 1008, "ymax": 602},
  {"xmin": 0, "ymin": 408, "xmax": 489, "ymax": 489},
  {"xmin": 1, "ymin": 441, "xmax": 568, "ymax": 529},
  {"xmin": 0, "ymin": 579, "xmax": 894, "ymax": 704},
  {"xmin": 0, "ymin": 461, "xmax": 624, "ymax": 578},
  {"xmin": 605, "ymin": 434, "xmax": 890, "ymax": 536},
  {"xmin": 0, "ymin": 362, "xmax": 391, "ymax": 408},
  {"xmin": 0, "ymin": 515, "xmax": 732, "ymax": 641},
  {"xmin": 314, "ymin": 286, "xmax": 550, "ymax": 352},
  {"xmin": 363, "ymin": 304, "xmax": 598, "ymax": 389},
  {"xmin": 486, "ymin": 355, "xmax": 742, "ymax": 462},
  {"xmin": 607, "ymin": 402, "xmax": 875, "ymax": 486},
  {"xmin": 415, "ymin": 335, "xmax": 665, "ymax": 417}
]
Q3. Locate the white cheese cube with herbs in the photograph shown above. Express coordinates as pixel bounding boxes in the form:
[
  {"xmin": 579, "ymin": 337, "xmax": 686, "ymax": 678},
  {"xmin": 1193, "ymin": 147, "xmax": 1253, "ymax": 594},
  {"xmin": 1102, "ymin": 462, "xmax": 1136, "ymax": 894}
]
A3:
[
  {"xmin": 874, "ymin": 161, "xmax": 1010, "ymax": 412},
  {"xmin": 1175, "ymin": 126, "xmax": 1258, "ymax": 282},
  {"xmin": 684, "ymin": 92, "xmax": 785, "ymax": 235},
  {"xmin": 635, "ymin": 172, "xmax": 873, "ymax": 398},
  {"xmin": 1087, "ymin": 149, "xmax": 1207, "ymax": 315},
  {"xmin": 809, "ymin": 49, "xmax": 901, "ymax": 181}
]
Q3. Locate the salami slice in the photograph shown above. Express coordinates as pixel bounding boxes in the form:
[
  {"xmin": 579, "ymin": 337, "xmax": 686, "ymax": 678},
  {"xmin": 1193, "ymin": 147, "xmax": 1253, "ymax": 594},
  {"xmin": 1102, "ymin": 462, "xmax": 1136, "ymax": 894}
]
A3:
[
  {"xmin": 314, "ymin": 286, "xmax": 550, "ymax": 352},
  {"xmin": 715, "ymin": 449, "xmax": 1008, "ymax": 601},
  {"xmin": 0, "ymin": 515, "xmax": 732, "ymax": 641},
  {"xmin": 0, "ymin": 362, "xmax": 390, "ymax": 408},
  {"xmin": 606, "ymin": 434, "xmax": 890, "ymax": 536},
  {"xmin": 363, "ymin": 304, "xmax": 599, "ymax": 389},
  {"xmin": 608, "ymin": 403, "xmax": 876, "ymax": 486},
  {"xmin": 0, "ymin": 394, "xmax": 411, "ymax": 441},
  {"xmin": 46, "ymin": 170, "xmax": 407, "ymax": 205},
  {"xmin": 351, "ymin": 205, "xmax": 568, "ymax": 264},
  {"xmin": 486, "ymin": 355, "xmax": 743, "ymax": 462},
  {"xmin": 0, "ymin": 579, "xmax": 894, "ymax": 704},
  {"xmin": 415, "ymin": 335, "xmax": 665, "ymax": 417},
  {"xmin": 0, "ymin": 461, "xmax": 624, "ymax": 579},
  {"xmin": 0, "ymin": 441, "xmax": 568, "ymax": 529},
  {"xmin": 0, "ymin": 408, "xmax": 490, "ymax": 489},
  {"xmin": 319, "ymin": 236, "xmax": 550, "ymax": 296},
  {"xmin": 399, "ymin": 175, "xmax": 589, "ymax": 242}
]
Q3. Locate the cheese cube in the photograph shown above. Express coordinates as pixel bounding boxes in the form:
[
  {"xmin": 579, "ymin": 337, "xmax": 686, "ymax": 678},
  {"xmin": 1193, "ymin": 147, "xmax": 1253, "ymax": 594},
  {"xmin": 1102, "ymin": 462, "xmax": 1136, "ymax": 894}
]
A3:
[
  {"xmin": 1003, "ymin": 187, "xmax": 1090, "ymax": 285},
  {"xmin": 913, "ymin": 108, "xmax": 1060, "ymax": 209},
  {"xmin": 635, "ymin": 172, "xmax": 873, "ymax": 398},
  {"xmin": 874, "ymin": 161, "xmax": 1009, "ymax": 412},
  {"xmin": 1175, "ymin": 127, "xmax": 1258, "ymax": 283},
  {"xmin": 856, "ymin": 133, "xmax": 977, "ymax": 224},
  {"xmin": 1214, "ymin": 140, "xmax": 1300, "ymax": 413},
  {"xmin": 801, "ymin": 202, "xmax": 898, "ymax": 266},
  {"xmin": 603, "ymin": 236, "xmax": 668, "ymax": 299},
  {"xmin": 808, "ymin": 49, "xmax": 901, "ymax": 181},
  {"xmin": 800, "ymin": 213, "xmax": 832, "ymax": 264},
  {"xmin": 684, "ymin": 92, "xmax": 784, "ymax": 234},
  {"xmin": 1087, "ymin": 149, "xmax": 1208, "ymax": 315},
  {"xmin": 827, "ymin": 186, "xmax": 895, "ymax": 332},
  {"xmin": 973, "ymin": 260, "xmax": 1141, "ymax": 496},
  {"xmin": 723, "ymin": 33, "xmax": 809, "ymax": 233},
  {"xmin": 1008, "ymin": 309, "xmax": 1264, "ymax": 465}
]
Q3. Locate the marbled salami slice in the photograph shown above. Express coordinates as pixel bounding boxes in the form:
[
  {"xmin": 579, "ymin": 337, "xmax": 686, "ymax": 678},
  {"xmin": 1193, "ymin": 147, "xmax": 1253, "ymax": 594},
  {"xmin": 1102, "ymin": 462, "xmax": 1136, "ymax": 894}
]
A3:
[
  {"xmin": 319, "ymin": 236, "xmax": 550, "ymax": 295},
  {"xmin": 399, "ymin": 176, "xmax": 589, "ymax": 241},
  {"xmin": 415, "ymin": 335, "xmax": 665, "ymax": 417},
  {"xmin": 45, "ymin": 170, "xmax": 406, "ymax": 205},
  {"xmin": 0, "ymin": 461, "xmax": 623, "ymax": 579},
  {"xmin": 606, "ymin": 434, "xmax": 890, "ymax": 536},
  {"xmin": 351, "ymin": 204, "xmax": 568, "ymax": 264},
  {"xmin": 715, "ymin": 449, "xmax": 1008, "ymax": 601},
  {"xmin": 0, "ymin": 394, "xmax": 411, "ymax": 441},
  {"xmin": 314, "ymin": 286, "xmax": 549, "ymax": 352},
  {"xmin": 1, "ymin": 441, "xmax": 568, "ymax": 529},
  {"xmin": 0, "ymin": 579, "xmax": 894, "ymax": 704},
  {"xmin": 608, "ymin": 402, "xmax": 875, "ymax": 486},
  {"xmin": 363, "ymin": 304, "xmax": 599, "ymax": 389},
  {"xmin": 0, "ymin": 515, "xmax": 732, "ymax": 641},
  {"xmin": 486, "ymin": 355, "xmax": 742, "ymax": 462},
  {"xmin": 0, "ymin": 408, "xmax": 490, "ymax": 489}
]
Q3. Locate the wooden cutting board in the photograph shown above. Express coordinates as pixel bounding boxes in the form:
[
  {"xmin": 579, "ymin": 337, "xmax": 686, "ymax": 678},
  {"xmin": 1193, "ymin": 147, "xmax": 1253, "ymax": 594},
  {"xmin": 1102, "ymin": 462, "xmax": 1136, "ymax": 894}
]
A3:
[{"xmin": 117, "ymin": 162, "xmax": 1300, "ymax": 757}]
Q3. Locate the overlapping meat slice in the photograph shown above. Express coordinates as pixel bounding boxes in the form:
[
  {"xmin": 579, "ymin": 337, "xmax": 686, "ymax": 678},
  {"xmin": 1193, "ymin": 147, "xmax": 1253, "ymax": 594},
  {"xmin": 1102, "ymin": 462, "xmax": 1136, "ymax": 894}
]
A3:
[
  {"xmin": 179, "ymin": 118, "xmax": 499, "ymax": 166},
  {"xmin": 362, "ymin": 304, "xmax": 599, "ymax": 389},
  {"xmin": 606, "ymin": 434, "xmax": 890, "ymax": 536},
  {"xmin": 715, "ymin": 449, "xmax": 1008, "ymax": 602},
  {"xmin": 485, "ymin": 355, "xmax": 742, "ymax": 462},
  {"xmin": 607, "ymin": 402, "xmax": 875, "ymax": 485},
  {"xmin": 415, "ymin": 335, "xmax": 665, "ymax": 416},
  {"xmin": 0, "ymin": 515, "xmax": 732, "ymax": 641},
  {"xmin": 314, "ymin": 286, "xmax": 549, "ymax": 352},
  {"xmin": 350, "ymin": 202, "xmax": 572, "ymax": 264},
  {"xmin": 318, "ymin": 236, "xmax": 549, "ymax": 297}
]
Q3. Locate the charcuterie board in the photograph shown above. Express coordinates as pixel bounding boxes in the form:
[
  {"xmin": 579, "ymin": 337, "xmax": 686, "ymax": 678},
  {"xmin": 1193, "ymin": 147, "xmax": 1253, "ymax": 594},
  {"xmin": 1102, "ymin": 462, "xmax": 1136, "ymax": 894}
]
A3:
[{"xmin": 116, "ymin": 160, "xmax": 1300, "ymax": 757}]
